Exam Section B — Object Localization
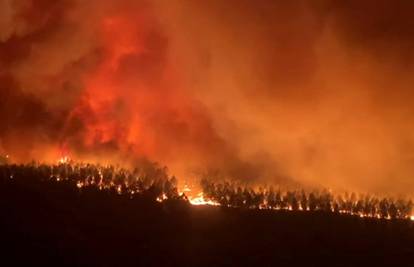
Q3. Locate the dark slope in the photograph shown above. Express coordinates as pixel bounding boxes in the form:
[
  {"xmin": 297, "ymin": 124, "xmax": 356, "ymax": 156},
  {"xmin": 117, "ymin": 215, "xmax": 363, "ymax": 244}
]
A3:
[{"xmin": 1, "ymin": 178, "xmax": 413, "ymax": 267}]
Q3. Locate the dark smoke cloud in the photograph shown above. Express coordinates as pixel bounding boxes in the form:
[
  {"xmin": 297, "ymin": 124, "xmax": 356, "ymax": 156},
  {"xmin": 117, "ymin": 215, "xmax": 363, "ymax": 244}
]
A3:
[{"xmin": 1, "ymin": 0, "xmax": 414, "ymax": 195}]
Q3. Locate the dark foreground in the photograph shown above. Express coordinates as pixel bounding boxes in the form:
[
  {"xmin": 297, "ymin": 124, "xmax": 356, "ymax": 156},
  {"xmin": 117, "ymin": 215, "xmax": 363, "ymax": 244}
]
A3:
[{"xmin": 1, "ymin": 179, "xmax": 413, "ymax": 267}]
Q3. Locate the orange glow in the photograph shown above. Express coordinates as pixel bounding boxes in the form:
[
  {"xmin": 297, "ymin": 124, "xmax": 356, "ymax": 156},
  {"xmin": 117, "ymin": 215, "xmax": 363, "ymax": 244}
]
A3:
[
  {"xmin": 188, "ymin": 192, "xmax": 220, "ymax": 206},
  {"xmin": 3, "ymin": 0, "xmax": 414, "ymax": 200},
  {"xmin": 58, "ymin": 156, "xmax": 70, "ymax": 164}
]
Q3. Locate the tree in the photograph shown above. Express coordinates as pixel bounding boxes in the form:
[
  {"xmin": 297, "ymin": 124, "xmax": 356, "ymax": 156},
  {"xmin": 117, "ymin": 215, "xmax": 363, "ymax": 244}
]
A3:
[
  {"xmin": 379, "ymin": 199, "xmax": 389, "ymax": 219},
  {"xmin": 300, "ymin": 190, "xmax": 308, "ymax": 211},
  {"xmin": 308, "ymin": 193, "xmax": 317, "ymax": 211}
]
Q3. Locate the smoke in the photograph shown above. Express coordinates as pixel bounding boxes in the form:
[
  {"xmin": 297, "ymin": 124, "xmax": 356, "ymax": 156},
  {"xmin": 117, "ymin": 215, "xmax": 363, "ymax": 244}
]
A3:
[{"xmin": 1, "ymin": 0, "xmax": 414, "ymax": 195}]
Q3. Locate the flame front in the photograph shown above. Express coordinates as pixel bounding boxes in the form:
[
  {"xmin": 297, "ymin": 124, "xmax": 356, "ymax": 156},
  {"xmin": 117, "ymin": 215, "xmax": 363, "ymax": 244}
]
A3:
[
  {"xmin": 1, "ymin": 157, "xmax": 413, "ymax": 222},
  {"xmin": 188, "ymin": 193, "xmax": 220, "ymax": 206},
  {"xmin": 58, "ymin": 156, "xmax": 70, "ymax": 164}
]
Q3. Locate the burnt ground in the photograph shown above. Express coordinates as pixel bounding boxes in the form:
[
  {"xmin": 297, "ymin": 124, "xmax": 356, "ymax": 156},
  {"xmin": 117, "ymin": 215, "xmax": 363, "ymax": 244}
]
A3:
[{"xmin": 0, "ymin": 178, "xmax": 414, "ymax": 267}]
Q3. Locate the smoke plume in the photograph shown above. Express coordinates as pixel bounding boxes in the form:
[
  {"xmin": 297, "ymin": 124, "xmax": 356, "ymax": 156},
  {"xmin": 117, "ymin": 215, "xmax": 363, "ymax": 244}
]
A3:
[{"xmin": 1, "ymin": 0, "xmax": 414, "ymax": 195}]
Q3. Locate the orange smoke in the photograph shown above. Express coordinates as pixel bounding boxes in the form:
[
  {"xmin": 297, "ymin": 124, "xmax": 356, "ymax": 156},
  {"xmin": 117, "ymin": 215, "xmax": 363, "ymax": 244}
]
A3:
[
  {"xmin": 1, "ymin": 0, "xmax": 414, "ymax": 196},
  {"xmin": 57, "ymin": 3, "xmax": 240, "ymax": 179}
]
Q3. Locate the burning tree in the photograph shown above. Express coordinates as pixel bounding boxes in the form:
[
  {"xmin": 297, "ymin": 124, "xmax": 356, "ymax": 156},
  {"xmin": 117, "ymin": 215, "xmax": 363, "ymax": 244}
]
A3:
[
  {"xmin": 0, "ymin": 161, "xmax": 181, "ymax": 203},
  {"xmin": 200, "ymin": 178, "xmax": 414, "ymax": 220}
]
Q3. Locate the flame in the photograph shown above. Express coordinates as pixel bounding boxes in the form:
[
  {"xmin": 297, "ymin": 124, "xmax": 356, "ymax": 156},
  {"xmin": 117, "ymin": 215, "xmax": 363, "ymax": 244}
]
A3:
[
  {"xmin": 188, "ymin": 192, "xmax": 220, "ymax": 206},
  {"xmin": 6, "ymin": 157, "xmax": 414, "ymax": 221},
  {"xmin": 156, "ymin": 193, "xmax": 168, "ymax": 203},
  {"xmin": 182, "ymin": 184, "xmax": 192, "ymax": 193},
  {"xmin": 58, "ymin": 156, "xmax": 70, "ymax": 164},
  {"xmin": 76, "ymin": 181, "xmax": 83, "ymax": 189},
  {"xmin": 179, "ymin": 184, "xmax": 220, "ymax": 206}
]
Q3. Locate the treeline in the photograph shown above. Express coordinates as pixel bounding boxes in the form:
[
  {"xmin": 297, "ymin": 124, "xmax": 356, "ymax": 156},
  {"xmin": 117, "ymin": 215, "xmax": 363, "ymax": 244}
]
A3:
[
  {"xmin": 201, "ymin": 179, "xmax": 413, "ymax": 220},
  {"xmin": 0, "ymin": 162, "xmax": 180, "ymax": 202},
  {"xmin": 1, "ymin": 162, "xmax": 413, "ymax": 220}
]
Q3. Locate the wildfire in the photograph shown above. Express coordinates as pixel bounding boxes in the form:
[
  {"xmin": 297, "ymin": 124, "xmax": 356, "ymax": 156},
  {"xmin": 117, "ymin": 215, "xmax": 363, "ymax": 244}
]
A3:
[
  {"xmin": 156, "ymin": 193, "xmax": 168, "ymax": 203},
  {"xmin": 76, "ymin": 181, "xmax": 83, "ymax": 189},
  {"xmin": 180, "ymin": 184, "xmax": 220, "ymax": 206},
  {"xmin": 58, "ymin": 156, "xmax": 70, "ymax": 164},
  {"xmin": 3, "ymin": 158, "xmax": 414, "ymax": 222},
  {"xmin": 188, "ymin": 192, "xmax": 220, "ymax": 206}
]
